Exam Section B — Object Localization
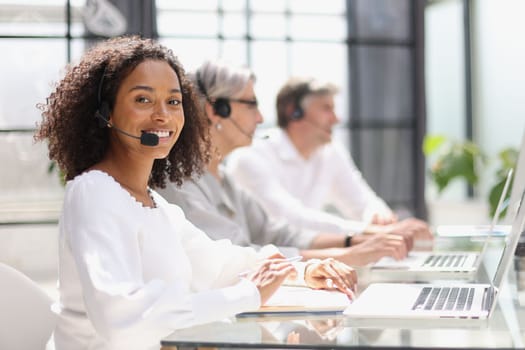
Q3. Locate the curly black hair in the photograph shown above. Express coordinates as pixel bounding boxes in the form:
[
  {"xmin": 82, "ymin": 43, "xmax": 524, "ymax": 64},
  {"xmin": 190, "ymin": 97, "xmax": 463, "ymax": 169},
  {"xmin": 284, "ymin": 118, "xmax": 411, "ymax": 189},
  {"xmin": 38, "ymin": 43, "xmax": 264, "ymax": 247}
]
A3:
[{"xmin": 35, "ymin": 35, "xmax": 210, "ymax": 188}]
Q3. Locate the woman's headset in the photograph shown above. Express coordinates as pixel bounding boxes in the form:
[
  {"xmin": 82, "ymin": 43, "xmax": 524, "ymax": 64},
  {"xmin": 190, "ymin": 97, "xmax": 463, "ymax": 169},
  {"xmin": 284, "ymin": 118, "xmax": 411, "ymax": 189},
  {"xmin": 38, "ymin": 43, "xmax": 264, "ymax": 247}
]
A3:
[{"xmin": 196, "ymin": 71, "xmax": 231, "ymax": 118}]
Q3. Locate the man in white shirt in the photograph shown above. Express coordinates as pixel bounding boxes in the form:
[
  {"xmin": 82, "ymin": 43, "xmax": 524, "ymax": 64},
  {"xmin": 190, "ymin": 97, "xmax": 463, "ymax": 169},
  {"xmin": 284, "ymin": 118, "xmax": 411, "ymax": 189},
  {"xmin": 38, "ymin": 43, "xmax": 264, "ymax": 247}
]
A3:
[{"xmin": 227, "ymin": 77, "xmax": 432, "ymax": 241}]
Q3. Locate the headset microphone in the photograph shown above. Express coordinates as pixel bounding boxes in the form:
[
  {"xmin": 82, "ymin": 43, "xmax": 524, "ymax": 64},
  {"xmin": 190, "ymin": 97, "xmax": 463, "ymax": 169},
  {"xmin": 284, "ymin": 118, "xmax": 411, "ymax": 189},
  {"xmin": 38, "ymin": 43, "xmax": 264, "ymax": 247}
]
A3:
[
  {"xmin": 228, "ymin": 117, "xmax": 253, "ymax": 140},
  {"xmin": 95, "ymin": 108, "xmax": 160, "ymax": 147}
]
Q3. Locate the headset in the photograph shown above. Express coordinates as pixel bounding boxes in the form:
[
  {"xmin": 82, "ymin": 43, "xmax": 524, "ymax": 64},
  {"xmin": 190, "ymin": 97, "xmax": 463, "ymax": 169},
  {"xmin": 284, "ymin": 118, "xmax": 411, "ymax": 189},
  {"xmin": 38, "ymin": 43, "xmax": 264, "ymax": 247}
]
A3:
[
  {"xmin": 94, "ymin": 66, "xmax": 159, "ymax": 146},
  {"xmin": 288, "ymin": 83, "xmax": 312, "ymax": 121},
  {"xmin": 95, "ymin": 67, "xmax": 111, "ymax": 127},
  {"xmin": 196, "ymin": 71, "xmax": 231, "ymax": 118}
]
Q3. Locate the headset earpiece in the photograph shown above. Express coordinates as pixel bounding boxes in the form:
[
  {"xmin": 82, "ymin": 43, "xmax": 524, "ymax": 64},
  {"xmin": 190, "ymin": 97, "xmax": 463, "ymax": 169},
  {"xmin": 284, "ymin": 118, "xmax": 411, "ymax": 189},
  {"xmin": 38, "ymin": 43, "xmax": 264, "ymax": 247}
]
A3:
[
  {"xmin": 289, "ymin": 90, "xmax": 306, "ymax": 121},
  {"xmin": 196, "ymin": 70, "xmax": 231, "ymax": 118},
  {"xmin": 290, "ymin": 105, "xmax": 303, "ymax": 120},
  {"xmin": 213, "ymin": 98, "xmax": 231, "ymax": 118}
]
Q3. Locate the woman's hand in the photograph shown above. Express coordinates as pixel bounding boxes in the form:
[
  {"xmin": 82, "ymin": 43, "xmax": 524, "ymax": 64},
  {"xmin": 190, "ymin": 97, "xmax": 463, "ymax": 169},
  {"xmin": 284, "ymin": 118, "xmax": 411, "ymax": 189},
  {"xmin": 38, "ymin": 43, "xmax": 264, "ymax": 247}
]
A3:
[
  {"xmin": 248, "ymin": 256, "xmax": 297, "ymax": 305},
  {"xmin": 304, "ymin": 258, "xmax": 357, "ymax": 299}
]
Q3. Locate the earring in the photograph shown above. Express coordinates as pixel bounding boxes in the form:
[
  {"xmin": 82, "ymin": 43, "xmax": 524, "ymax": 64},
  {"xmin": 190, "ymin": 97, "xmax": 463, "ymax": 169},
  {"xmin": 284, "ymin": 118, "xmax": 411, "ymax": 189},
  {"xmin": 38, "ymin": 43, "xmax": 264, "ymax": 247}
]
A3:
[{"xmin": 215, "ymin": 122, "xmax": 222, "ymax": 131}]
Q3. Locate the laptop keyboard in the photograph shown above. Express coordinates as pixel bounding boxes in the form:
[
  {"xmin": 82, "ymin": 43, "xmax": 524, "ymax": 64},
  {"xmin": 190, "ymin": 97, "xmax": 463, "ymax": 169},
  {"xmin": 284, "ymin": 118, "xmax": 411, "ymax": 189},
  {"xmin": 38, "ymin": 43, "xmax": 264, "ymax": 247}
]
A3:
[
  {"xmin": 412, "ymin": 287, "xmax": 475, "ymax": 311},
  {"xmin": 423, "ymin": 254, "xmax": 468, "ymax": 268}
]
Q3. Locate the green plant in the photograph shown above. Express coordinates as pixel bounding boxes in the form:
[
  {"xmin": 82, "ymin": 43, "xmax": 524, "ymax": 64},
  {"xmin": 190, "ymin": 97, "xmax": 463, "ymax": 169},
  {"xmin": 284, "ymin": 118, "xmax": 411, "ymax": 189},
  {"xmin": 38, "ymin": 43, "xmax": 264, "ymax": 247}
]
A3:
[
  {"xmin": 423, "ymin": 134, "xmax": 486, "ymax": 192},
  {"xmin": 423, "ymin": 134, "xmax": 517, "ymax": 219}
]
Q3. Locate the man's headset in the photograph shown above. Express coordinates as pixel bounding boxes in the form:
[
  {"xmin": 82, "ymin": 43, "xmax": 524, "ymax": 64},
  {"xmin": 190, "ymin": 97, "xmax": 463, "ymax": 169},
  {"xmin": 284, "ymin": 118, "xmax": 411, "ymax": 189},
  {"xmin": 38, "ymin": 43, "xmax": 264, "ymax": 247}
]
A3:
[{"xmin": 288, "ymin": 83, "xmax": 312, "ymax": 121}]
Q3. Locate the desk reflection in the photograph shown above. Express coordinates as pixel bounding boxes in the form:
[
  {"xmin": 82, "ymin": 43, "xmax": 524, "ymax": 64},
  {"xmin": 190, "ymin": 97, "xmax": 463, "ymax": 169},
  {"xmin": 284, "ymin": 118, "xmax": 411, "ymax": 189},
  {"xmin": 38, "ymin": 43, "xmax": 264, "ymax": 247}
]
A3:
[{"xmin": 162, "ymin": 237, "xmax": 525, "ymax": 349}]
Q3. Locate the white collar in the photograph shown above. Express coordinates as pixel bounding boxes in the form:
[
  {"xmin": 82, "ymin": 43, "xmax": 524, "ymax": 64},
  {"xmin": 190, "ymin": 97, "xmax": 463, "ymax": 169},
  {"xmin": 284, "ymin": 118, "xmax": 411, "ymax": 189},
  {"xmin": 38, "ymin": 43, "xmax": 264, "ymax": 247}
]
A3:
[{"xmin": 271, "ymin": 128, "xmax": 305, "ymax": 161}]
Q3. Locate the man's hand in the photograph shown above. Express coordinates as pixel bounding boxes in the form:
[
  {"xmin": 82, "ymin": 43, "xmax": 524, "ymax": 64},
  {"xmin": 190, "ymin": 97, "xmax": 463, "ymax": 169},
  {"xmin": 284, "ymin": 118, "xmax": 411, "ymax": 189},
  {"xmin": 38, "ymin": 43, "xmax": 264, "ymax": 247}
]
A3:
[{"xmin": 340, "ymin": 233, "xmax": 408, "ymax": 266}]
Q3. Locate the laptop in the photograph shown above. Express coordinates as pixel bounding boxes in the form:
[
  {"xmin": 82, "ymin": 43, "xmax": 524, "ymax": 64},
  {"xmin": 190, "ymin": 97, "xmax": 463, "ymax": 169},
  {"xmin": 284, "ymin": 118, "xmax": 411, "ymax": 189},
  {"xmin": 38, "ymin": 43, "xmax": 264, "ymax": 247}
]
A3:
[
  {"xmin": 344, "ymin": 188, "xmax": 525, "ymax": 324},
  {"xmin": 369, "ymin": 169, "xmax": 514, "ymax": 282}
]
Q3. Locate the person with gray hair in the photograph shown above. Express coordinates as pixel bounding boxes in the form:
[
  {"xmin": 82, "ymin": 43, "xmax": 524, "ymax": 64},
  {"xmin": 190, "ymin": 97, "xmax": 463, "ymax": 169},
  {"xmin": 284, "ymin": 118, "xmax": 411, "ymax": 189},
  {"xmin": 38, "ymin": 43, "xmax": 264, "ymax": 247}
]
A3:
[
  {"xmin": 226, "ymin": 76, "xmax": 432, "ymax": 245},
  {"xmin": 158, "ymin": 60, "xmax": 415, "ymax": 267}
]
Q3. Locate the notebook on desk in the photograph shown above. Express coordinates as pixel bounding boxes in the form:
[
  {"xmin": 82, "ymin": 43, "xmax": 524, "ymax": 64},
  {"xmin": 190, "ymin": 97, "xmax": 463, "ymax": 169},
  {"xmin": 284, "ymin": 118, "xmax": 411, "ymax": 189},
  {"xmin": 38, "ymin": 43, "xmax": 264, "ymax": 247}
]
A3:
[
  {"xmin": 369, "ymin": 169, "xmax": 514, "ymax": 281},
  {"xmin": 236, "ymin": 286, "xmax": 351, "ymax": 318},
  {"xmin": 344, "ymin": 188, "xmax": 525, "ymax": 324}
]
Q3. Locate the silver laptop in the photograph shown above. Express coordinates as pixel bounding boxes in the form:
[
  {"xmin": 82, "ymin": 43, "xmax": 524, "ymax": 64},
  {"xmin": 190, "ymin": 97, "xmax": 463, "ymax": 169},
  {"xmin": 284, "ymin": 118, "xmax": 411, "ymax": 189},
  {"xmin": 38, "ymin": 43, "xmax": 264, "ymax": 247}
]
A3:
[
  {"xmin": 369, "ymin": 169, "xmax": 514, "ymax": 282},
  {"xmin": 344, "ymin": 188, "xmax": 525, "ymax": 324}
]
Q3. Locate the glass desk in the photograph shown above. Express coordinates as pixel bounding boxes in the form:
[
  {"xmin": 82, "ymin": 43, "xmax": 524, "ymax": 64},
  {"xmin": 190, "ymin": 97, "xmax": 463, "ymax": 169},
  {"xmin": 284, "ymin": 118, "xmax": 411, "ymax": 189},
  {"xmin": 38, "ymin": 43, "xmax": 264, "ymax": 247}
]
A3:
[{"xmin": 161, "ymin": 237, "xmax": 525, "ymax": 349}]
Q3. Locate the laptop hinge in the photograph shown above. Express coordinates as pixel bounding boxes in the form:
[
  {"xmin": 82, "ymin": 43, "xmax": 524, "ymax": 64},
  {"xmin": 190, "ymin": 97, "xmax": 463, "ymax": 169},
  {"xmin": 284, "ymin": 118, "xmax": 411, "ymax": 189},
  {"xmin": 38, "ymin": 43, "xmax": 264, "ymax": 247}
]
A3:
[{"xmin": 482, "ymin": 286, "xmax": 497, "ymax": 311}]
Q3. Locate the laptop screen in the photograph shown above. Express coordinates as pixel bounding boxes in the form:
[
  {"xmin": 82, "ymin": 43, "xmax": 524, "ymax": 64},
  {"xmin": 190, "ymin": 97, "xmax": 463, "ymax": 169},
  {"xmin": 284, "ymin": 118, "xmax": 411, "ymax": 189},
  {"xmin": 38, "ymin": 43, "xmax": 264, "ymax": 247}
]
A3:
[
  {"xmin": 476, "ymin": 169, "xmax": 514, "ymax": 258},
  {"xmin": 506, "ymin": 127, "xmax": 525, "ymax": 223},
  {"xmin": 491, "ymin": 189, "xmax": 525, "ymax": 289}
]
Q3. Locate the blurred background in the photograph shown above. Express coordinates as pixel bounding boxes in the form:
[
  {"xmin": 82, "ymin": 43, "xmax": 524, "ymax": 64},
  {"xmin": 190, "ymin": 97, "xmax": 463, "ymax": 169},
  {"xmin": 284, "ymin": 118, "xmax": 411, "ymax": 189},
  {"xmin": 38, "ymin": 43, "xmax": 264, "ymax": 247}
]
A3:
[{"xmin": 0, "ymin": 0, "xmax": 524, "ymax": 295}]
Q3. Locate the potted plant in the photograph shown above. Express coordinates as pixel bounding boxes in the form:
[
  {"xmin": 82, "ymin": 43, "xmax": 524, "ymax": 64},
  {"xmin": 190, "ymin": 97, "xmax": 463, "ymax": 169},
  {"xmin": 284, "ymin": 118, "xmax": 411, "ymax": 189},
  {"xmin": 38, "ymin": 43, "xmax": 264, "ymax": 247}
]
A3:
[{"xmin": 423, "ymin": 134, "xmax": 517, "ymax": 219}]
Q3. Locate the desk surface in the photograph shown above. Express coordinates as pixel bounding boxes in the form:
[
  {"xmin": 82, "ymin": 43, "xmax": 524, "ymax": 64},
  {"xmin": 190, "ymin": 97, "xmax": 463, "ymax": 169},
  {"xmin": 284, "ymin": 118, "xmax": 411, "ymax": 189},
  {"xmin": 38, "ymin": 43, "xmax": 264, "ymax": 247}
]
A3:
[{"xmin": 162, "ymin": 237, "xmax": 525, "ymax": 349}]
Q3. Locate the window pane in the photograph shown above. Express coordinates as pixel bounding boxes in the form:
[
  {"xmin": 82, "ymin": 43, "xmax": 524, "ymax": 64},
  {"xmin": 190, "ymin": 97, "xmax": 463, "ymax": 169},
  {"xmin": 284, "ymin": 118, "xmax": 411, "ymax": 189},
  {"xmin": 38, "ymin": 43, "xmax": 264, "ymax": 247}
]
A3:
[
  {"xmin": 350, "ymin": 0, "xmax": 411, "ymax": 41},
  {"xmin": 425, "ymin": 0, "xmax": 464, "ymax": 138},
  {"xmin": 223, "ymin": 13, "xmax": 246, "ymax": 37},
  {"xmin": 222, "ymin": 0, "xmax": 246, "ymax": 11},
  {"xmin": 290, "ymin": 14, "xmax": 346, "ymax": 41},
  {"xmin": 160, "ymin": 38, "xmax": 219, "ymax": 72},
  {"xmin": 251, "ymin": 14, "xmax": 286, "ymax": 39},
  {"xmin": 0, "ymin": 132, "xmax": 64, "ymax": 203},
  {"xmin": 156, "ymin": 0, "xmax": 218, "ymax": 11},
  {"xmin": 289, "ymin": 0, "xmax": 346, "ymax": 14},
  {"xmin": 250, "ymin": 0, "xmax": 286, "ymax": 12},
  {"xmin": 355, "ymin": 46, "xmax": 413, "ymax": 123},
  {"xmin": 0, "ymin": 1, "xmax": 66, "ymax": 36},
  {"xmin": 0, "ymin": 39, "xmax": 67, "ymax": 129},
  {"xmin": 70, "ymin": 38, "xmax": 88, "ymax": 62},
  {"xmin": 251, "ymin": 41, "xmax": 287, "ymax": 127},
  {"xmin": 219, "ymin": 40, "xmax": 248, "ymax": 65},
  {"xmin": 290, "ymin": 42, "xmax": 349, "ymax": 125},
  {"xmin": 158, "ymin": 12, "xmax": 218, "ymax": 36},
  {"xmin": 70, "ymin": 0, "xmax": 87, "ymax": 37}
]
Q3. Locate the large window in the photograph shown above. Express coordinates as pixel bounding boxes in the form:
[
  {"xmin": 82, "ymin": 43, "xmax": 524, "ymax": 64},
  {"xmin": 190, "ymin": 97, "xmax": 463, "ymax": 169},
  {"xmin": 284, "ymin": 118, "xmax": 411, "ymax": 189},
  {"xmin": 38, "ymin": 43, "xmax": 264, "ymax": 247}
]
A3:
[
  {"xmin": 0, "ymin": 1, "xmax": 89, "ymax": 223},
  {"xmin": 156, "ymin": 0, "xmax": 349, "ymax": 130}
]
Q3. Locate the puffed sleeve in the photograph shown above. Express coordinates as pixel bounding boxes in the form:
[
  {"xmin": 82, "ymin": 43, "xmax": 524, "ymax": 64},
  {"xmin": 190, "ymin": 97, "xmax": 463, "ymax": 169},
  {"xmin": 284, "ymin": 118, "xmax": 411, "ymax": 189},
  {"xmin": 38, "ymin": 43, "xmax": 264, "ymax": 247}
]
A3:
[{"xmin": 158, "ymin": 194, "xmax": 280, "ymax": 290}]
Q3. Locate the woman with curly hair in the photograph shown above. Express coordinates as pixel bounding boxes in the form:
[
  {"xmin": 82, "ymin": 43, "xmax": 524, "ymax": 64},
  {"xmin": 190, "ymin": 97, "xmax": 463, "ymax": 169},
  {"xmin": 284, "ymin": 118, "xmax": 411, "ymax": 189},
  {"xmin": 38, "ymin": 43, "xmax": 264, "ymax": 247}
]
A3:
[{"xmin": 34, "ymin": 35, "xmax": 330, "ymax": 350}]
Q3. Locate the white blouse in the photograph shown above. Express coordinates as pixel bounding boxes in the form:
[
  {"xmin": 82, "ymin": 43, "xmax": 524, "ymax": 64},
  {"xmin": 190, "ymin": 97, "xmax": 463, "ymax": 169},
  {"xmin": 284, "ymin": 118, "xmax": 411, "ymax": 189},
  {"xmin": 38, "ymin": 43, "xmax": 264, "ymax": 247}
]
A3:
[{"xmin": 54, "ymin": 170, "xmax": 274, "ymax": 350}]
